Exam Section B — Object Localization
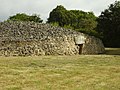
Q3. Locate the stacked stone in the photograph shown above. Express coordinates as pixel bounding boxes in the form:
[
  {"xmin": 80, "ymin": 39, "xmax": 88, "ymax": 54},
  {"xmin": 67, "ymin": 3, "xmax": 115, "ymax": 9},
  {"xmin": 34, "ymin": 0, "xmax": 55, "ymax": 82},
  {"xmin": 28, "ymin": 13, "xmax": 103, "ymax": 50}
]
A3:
[{"xmin": 0, "ymin": 21, "xmax": 105, "ymax": 56}]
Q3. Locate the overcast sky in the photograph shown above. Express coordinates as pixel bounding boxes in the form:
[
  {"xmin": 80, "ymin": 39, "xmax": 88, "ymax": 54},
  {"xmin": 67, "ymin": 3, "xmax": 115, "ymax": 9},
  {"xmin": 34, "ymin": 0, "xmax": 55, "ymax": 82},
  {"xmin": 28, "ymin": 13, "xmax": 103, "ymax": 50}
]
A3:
[{"xmin": 0, "ymin": 0, "xmax": 116, "ymax": 22}]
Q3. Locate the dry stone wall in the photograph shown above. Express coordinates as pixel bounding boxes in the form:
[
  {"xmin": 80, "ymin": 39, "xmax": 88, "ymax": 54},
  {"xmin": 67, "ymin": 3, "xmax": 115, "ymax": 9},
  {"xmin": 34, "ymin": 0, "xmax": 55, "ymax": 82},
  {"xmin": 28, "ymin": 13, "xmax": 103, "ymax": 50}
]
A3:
[{"xmin": 0, "ymin": 21, "xmax": 105, "ymax": 56}]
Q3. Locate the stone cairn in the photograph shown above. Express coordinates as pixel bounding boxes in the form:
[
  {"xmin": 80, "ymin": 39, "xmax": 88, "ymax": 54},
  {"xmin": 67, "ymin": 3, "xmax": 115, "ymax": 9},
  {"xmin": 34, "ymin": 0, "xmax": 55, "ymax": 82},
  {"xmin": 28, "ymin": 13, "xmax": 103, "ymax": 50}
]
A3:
[{"xmin": 0, "ymin": 21, "xmax": 105, "ymax": 56}]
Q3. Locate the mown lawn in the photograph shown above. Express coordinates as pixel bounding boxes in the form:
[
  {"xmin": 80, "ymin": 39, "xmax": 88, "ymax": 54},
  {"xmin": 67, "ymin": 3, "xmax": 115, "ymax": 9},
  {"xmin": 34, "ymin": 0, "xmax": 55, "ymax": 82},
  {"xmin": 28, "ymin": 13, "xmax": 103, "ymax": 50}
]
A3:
[
  {"xmin": 105, "ymin": 48, "xmax": 120, "ymax": 55},
  {"xmin": 0, "ymin": 55, "xmax": 120, "ymax": 90}
]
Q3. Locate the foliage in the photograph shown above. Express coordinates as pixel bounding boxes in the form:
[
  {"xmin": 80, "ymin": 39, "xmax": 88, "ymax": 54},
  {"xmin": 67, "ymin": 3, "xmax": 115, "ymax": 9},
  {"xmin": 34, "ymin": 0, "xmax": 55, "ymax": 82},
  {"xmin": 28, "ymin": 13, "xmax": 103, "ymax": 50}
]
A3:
[
  {"xmin": 78, "ymin": 29, "xmax": 101, "ymax": 38},
  {"xmin": 47, "ymin": 5, "xmax": 98, "ymax": 37},
  {"xmin": 49, "ymin": 22, "xmax": 59, "ymax": 27},
  {"xmin": 47, "ymin": 5, "xmax": 69, "ymax": 26},
  {"xmin": 8, "ymin": 13, "xmax": 43, "ymax": 23},
  {"xmin": 97, "ymin": 1, "xmax": 120, "ymax": 47}
]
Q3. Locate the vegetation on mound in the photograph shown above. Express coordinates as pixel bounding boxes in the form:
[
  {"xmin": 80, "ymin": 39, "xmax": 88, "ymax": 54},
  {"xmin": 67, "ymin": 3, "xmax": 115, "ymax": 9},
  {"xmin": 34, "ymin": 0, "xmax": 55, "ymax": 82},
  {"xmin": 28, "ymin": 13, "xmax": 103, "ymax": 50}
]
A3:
[{"xmin": 8, "ymin": 13, "xmax": 43, "ymax": 23}]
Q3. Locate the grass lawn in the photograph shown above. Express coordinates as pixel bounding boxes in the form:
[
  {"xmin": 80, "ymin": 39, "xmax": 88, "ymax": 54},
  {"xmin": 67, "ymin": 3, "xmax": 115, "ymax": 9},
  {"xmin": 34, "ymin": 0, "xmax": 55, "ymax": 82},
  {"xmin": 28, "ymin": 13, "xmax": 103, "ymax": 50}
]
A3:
[
  {"xmin": 0, "ymin": 55, "xmax": 120, "ymax": 90},
  {"xmin": 105, "ymin": 48, "xmax": 120, "ymax": 55}
]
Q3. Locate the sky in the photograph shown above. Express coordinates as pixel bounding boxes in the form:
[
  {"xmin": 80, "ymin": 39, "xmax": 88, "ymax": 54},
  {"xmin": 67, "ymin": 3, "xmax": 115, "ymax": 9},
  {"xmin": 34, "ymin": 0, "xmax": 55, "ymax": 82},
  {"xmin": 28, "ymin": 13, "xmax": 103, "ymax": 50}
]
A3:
[{"xmin": 0, "ymin": 0, "xmax": 116, "ymax": 22}]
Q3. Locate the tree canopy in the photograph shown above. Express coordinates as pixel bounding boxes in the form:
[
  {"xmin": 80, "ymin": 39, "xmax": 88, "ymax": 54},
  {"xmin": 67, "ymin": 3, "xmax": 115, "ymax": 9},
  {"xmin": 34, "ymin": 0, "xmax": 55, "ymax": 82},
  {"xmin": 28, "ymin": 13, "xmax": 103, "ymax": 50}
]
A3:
[
  {"xmin": 47, "ymin": 5, "xmax": 98, "ymax": 37},
  {"xmin": 8, "ymin": 13, "xmax": 43, "ymax": 23},
  {"xmin": 97, "ymin": 1, "xmax": 120, "ymax": 47},
  {"xmin": 47, "ymin": 5, "xmax": 69, "ymax": 26}
]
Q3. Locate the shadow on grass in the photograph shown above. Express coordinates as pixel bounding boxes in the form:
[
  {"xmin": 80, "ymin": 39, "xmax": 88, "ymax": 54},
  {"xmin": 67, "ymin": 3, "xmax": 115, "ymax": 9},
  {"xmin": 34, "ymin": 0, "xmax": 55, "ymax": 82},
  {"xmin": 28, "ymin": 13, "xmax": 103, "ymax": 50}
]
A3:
[{"xmin": 105, "ymin": 48, "xmax": 120, "ymax": 55}]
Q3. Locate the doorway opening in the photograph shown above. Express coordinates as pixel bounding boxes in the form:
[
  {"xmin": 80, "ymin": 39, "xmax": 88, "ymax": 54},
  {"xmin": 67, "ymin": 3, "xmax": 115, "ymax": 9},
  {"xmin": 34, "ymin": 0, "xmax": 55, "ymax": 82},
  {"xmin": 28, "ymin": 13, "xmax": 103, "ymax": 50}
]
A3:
[{"xmin": 78, "ymin": 44, "xmax": 83, "ymax": 54}]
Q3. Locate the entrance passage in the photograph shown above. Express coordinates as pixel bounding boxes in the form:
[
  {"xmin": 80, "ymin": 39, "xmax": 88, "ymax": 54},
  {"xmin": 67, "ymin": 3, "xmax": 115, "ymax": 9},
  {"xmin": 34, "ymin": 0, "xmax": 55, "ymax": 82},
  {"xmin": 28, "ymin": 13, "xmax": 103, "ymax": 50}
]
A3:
[
  {"xmin": 78, "ymin": 44, "xmax": 83, "ymax": 54},
  {"xmin": 75, "ymin": 35, "xmax": 86, "ymax": 54}
]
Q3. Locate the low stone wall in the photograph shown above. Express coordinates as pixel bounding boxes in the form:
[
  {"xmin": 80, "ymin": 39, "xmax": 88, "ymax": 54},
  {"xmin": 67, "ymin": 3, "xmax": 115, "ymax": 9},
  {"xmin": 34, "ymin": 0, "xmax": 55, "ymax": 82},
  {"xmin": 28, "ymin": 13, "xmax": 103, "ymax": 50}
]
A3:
[{"xmin": 0, "ymin": 21, "xmax": 105, "ymax": 56}]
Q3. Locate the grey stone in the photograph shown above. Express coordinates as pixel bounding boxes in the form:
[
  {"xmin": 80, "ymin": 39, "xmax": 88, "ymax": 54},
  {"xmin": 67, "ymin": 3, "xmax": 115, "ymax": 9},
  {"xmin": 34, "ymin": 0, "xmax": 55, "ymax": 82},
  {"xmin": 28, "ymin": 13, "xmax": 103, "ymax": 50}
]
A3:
[{"xmin": 0, "ymin": 21, "xmax": 105, "ymax": 56}]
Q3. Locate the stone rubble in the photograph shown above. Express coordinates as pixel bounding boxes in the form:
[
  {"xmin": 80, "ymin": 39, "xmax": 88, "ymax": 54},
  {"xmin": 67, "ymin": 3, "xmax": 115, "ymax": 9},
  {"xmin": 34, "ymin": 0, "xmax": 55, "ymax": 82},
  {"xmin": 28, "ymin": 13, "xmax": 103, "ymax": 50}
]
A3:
[{"xmin": 0, "ymin": 21, "xmax": 105, "ymax": 56}]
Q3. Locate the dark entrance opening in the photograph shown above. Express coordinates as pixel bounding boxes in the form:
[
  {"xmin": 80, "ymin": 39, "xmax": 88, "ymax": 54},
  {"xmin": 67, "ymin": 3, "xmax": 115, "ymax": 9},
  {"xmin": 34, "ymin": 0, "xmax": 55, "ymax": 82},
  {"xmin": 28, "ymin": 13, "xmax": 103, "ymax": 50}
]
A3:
[{"xmin": 78, "ymin": 44, "xmax": 83, "ymax": 54}]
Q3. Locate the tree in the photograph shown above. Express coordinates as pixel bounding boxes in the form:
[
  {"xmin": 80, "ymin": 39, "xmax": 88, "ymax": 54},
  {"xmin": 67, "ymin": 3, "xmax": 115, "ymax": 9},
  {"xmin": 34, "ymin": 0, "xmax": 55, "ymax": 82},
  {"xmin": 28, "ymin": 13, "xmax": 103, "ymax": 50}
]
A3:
[
  {"xmin": 47, "ymin": 5, "xmax": 98, "ymax": 37},
  {"xmin": 29, "ymin": 14, "xmax": 43, "ymax": 23},
  {"xmin": 8, "ymin": 13, "xmax": 43, "ymax": 23},
  {"xmin": 97, "ymin": 1, "xmax": 120, "ymax": 47},
  {"xmin": 47, "ymin": 5, "xmax": 69, "ymax": 26}
]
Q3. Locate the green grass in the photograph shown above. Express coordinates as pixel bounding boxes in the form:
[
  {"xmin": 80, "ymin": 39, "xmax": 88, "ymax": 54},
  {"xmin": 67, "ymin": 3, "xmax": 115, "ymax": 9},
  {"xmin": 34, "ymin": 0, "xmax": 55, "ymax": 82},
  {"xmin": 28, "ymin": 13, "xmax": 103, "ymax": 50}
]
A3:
[
  {"xmin": 105, "ymin": 48, "xmax": 120, "ymax": 55},
  {"xmin": 0, "ymin": 55, "xmax": 120, "ymax": 90}
]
